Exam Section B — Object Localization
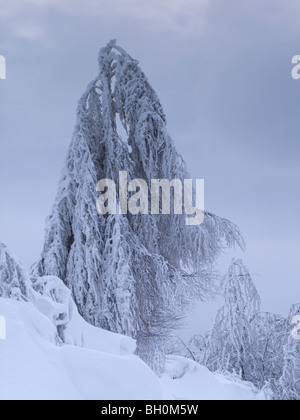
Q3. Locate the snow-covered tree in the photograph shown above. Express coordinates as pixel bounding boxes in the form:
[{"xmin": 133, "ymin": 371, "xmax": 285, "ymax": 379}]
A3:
[
  {"xmin": 161, "ymin": 334, "xmax": 206, "ymax": 365},
  {"xmin": 279, "ymin": 304, "xmax": 300, "ymax": 400},
  {"xmin": 179, "ymin": 334, "xmax": 208, "ymax": 365},
  {"xmin": 32, "ymin": 41, "xmax": 245, "ymax": 372},
  {"xmin": 251, "ymin": 311, "xmax": 286, "ymax": 389},
  {"xmin": 205, "ymin": 259, "xmax": 261, "ymax": 381},
  {"xmin": 0, "ymin": 242, "xmax": 33, "ymax": 302}
]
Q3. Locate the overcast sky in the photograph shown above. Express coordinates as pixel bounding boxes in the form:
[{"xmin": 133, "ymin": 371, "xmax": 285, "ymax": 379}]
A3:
[{"xmin": 0, "ymin": 0, "xmax": 300, "ymax": 334}]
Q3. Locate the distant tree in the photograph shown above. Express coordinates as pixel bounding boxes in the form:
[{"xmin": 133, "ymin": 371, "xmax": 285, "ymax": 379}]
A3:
[
  {"xmin": 279, "ymin": 304, "xmax": 300, "ymax": 400},
  {"xmin": 0, "ymin": 242, "xmax": 33, "ymax": 302},
  {"xmin": 32, "ymin": 41, "xmax": 245, "ymax": 372},
  {"xmin": 205, "ymin": 259, "xmax": 261, "ymax": 380},
  {"xmin": 185, "ymin": 334, "xmax": 208, "ymax": 365},
  {"xmin": 251, "ymin": 311, "xmax": 286, "ymax": 389}
]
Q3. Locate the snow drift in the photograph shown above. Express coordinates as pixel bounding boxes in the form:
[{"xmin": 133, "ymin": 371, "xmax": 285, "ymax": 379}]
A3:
[
  {"xmin": 0, "ymin": 295, "xmax": 268, "ymax": 400},
  {"xmin": 0, "ymin": 297, "xmax": 161, "ymax": 400}
]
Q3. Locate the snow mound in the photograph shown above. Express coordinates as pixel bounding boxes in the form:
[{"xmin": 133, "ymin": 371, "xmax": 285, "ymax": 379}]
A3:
[
  {"xmin": 0, "ymin": 294, "xmax": 269, "ymax": 400},
  {"xmin": 33, "ymin": 276, "xmax": 136, "ymax": 356},
  {"xmin": 162, "ymin": 356, "xmax": 270, "ymax": 400},
  {"xmin": 0, "ymin": 298, "xmax": 161, "ymax": 400}
]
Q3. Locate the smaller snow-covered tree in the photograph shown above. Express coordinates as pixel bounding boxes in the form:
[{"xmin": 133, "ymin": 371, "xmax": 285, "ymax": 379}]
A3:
[
  {"xmin": 279, "ymin": 304, "xmax": 300, "ymax": 400},
  {"xmin": 205, "ymin": 259, "xmax": 261, "ymax": 381},
  {"xmin": 251, "ymin": 311, "xmax": 286, "ymax": 389},
  {"xmin": 184, "ymin": 334, "xmax": 208, "ymax": 365},
  {"xmin": 163, "ymin": 334, "xmax": 207, "ymax": 365},
  {"xmin": 0, "ymin": 242, "xmax": 33, "ymax": 302}
]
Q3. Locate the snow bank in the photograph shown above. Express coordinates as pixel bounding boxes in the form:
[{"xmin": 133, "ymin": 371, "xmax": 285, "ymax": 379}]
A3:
[
  {"xmin": 0, "ymin": 298, "xmax": 161, "ymax": 400},
  {"xmin": 0, "ymin": 297, "xmax": 268, "ymax": 400},
  {"xmin": 162, "ymin": 356, "xmax": 269, "ymax": 400},
  {"xmin": 34, "ymin": 276, "xmax": 136, "ymax": 356}
]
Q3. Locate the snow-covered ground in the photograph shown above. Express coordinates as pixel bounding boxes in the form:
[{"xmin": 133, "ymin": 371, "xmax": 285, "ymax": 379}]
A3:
[
  {"xmin": 0, "ymin": 296, "xmax": 269, "ymax": 400},
  {"xmin": 162, "ymin": 356, "xmax": 268, "ymax": 400}
]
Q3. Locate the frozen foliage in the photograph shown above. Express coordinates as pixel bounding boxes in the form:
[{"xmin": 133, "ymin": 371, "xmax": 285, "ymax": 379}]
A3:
[
  {"xmin": 279, "ymin": 304, "xmax": 300, "ymax": 400},
  {"xmin": 205, "ymin": 259, "xmax": 261, "ymax": 381},
  {"xmin": 185, "ymin": 334, "xmax": 208, "ymax": 365},
  {"xmin": 165, "ymin": 334, "xmax": 208, "ymax": 365},
  {"xmin": 185, "ymin": 260, "xmax": 300, "ymax": 399},
  {"xmin": 0, "ymin": 242, "xmax": 33, "ymax": 302},
  {"xmin": 32, "ymin": 41, "xmax": 245, "ymax": 371},
  {"xmin": 251, "ymin": 311, "xmax": 286, "ymax": 389}
]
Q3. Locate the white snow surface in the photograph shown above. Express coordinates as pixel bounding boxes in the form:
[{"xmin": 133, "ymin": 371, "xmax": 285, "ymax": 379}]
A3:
[
  {"xmin": 0, "ymin": 297, "xmax": 269, "ymax": 400},
  {"xmin": 162, "ymin": 356, "xmax": 269, "ymax": 400}
]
